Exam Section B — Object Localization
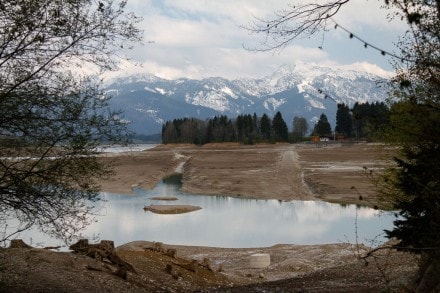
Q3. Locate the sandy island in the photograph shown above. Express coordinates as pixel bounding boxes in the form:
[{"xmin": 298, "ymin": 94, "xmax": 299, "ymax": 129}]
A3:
[{"xmin": 143, "ymin": 204, "xmax": 201, "ymax": 214}]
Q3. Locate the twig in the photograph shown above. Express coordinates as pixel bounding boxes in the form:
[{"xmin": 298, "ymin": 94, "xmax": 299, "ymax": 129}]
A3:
[{"xmin": 360, "ymin": 245, "xmax": 440, "ymax": 260}]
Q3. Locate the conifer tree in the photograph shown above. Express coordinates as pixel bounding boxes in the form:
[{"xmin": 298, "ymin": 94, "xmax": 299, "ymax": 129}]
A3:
[
  {"xmin": 272, "ymin": 111, "xmax": 288, "ymax": 142},
  {"xmin": 335, "ymin": 104, "xmax": 352, "ymax": 137},
  {"xmin": 313, "ymin": 113, "xmax": 332, "ymax": 137},
  {"xmin": 260, "ymin": 113, "xmax": 272, "ymax": 140}
]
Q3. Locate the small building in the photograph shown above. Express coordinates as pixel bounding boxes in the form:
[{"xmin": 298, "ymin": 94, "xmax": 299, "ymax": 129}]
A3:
[{"xmin": 310, "ymin": 136, "xmax": 320, "ymax": 143}]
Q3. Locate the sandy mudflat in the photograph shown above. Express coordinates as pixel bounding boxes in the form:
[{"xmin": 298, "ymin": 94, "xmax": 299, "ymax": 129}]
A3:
[
  {"xmin": 149, "ymin": 196, "xmax": 178, "ymax": 200},
  {"xmin": 99, "ymin": 142, "xmax": 394, "ymax": 208}
]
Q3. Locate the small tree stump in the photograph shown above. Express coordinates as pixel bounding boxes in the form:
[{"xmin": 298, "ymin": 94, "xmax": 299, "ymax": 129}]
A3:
[
  {"xmin": 69, "ymin": 239, "xmax": 136, "ymax": 274},
  {"xmin": 100, "ymin": 240, "xmax": 114, "ymax": 249},
  {"xmin": 69, "ymin": 239, "xmax": 89, "ymax": 251},
  {"xmin": 9, "ymin": 239, "xmax": 32, "ymax": 249}
]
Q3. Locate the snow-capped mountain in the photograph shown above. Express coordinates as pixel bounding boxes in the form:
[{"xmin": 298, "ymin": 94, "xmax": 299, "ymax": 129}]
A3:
[{"xmin": 106, "ymin": 63, "xmax": 389, "ymax": 137}]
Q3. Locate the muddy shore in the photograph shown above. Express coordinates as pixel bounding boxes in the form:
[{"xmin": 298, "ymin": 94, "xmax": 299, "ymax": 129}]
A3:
[
  {"xmin": 1, "ymin": 143, "xmax": 416, "ymax": 292},
  {"xmin": 99, "ymin": 142, "xmax": 393, "ymax": 208},
  {"xmin": 98, "ymin": 143, "xmax": 416, "ymax": 291}
]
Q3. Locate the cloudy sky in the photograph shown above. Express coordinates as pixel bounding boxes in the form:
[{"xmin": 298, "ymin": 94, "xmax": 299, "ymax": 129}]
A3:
[{"xmin": 108, "ymin": 0, "xmax": 408, "ymax": 80}]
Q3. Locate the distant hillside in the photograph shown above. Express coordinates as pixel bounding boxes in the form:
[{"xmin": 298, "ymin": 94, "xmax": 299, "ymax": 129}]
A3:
[{"xmin": 106, "ymin": 63, "xmax": 389, "ymax": 136}]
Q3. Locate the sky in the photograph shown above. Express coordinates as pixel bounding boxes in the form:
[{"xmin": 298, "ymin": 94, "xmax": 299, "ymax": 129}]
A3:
[{"xmin": 106, "ymin": 0, "xmax": 408, "ymax": 81}]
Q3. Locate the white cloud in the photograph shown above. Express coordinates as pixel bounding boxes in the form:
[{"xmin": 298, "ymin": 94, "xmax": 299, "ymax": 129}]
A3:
[
  {"xmin": 340, "ymin": 62, "xmax": 394, "ymax": 78},
  {"xmin": 334, "ymin": 0, "xmax": 407, "ymax": 32},
  {"xmin": 113, "ymin": 0, "xmax": 403, "ymax": 80}
]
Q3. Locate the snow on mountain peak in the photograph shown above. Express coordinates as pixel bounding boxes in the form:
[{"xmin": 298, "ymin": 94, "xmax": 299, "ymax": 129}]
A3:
[{"xmin": 106, "ymin": 62, "xmax": 389, "ymax": 135}]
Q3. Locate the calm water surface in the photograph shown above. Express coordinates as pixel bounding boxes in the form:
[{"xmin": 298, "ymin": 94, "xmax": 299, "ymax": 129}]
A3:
[{"xmin": 14, "ymin": 175, "xmax": 396, "ymax": 248}]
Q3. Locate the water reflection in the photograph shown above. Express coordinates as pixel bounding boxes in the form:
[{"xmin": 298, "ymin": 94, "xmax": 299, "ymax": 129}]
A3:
[{"xmin": 11, "ymin": 175, "xmax": 395, "ymax": 249}]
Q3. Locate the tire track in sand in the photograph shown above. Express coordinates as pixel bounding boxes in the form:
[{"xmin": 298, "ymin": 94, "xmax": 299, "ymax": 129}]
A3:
[{"xmin": 277, "ymin": 145, "xmax": 314, "ymax": 200}]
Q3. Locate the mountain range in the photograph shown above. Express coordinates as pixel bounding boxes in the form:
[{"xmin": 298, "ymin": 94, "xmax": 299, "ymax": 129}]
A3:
[{"xmin": 105, "ymin": 63, "xmax": 389, "ymax": 138}]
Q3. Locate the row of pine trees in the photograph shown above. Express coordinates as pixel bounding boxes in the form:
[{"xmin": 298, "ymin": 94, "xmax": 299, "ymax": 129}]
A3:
[
  {"xmin": 162, "ymin": 112, "xmax": 289, "ymax": 144},
  {"xmin": 162, "ymin": 101, "xmax": 390, "ymax": 144},
  {"xmin": 308, "ymin": 101, "xmax": 390, "ymax": 140}
]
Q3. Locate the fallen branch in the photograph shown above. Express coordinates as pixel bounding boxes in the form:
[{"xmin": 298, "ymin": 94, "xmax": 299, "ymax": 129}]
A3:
[
  {"xmin": 360, "ymin": 245, "xmax": 397, "ymax": 260},
  {"xmin": 85, "ymin": 265, "xmax": 103, "ymax": 272},
  {"xmin": 361, "ymin": 245, "xmax": 440, "ymax": 260},
  {"xmin": 44, "ymin": 246, "xmax": 62, "ymax": 250}
]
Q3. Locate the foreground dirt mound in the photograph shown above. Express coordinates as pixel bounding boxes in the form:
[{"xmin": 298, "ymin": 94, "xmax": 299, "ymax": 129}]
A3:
[
  {"xmin": 210, "ymin": 249, "xmax": 418, "ymax": 292},
  {"xmin": 0, "ymin": 243, "xmax": 230, "ymax": 293},
  {"xmin": 0, "ymin": 239, "xmax": 418, "ymax": 292}
]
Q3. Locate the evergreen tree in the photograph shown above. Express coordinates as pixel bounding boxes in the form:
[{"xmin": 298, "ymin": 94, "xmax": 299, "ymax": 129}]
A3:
[
  {"xmin": 335, "ymin": 103, "xmax": 352, "ymax": 137},
  {"xmin": 245, "ymin": 114, "xmax": 256, "ymax": 144},
  {"xmin": 364, "ymin": 102, "xmax": 390, "ymax": 140},
  {"xmin": 260, "ymin": 113, "xmax": 271, "ymax": 140},
  {"xmin": 236, "ymin": 115, "xmax": 245, "ymax": 142},
  {"xmin": 351, "ymin": 102, "xmax": 368, "ymax": 139},
  {"xmin": 253, "ymin": 113, "xmax": 260, "ymax": 137},
  {"xmin": 234, "ymin": 114, "xmax": 258, "ymax": 144},
  {"xmin": 349, "ymin": 102, "xmax": 390, "ymax": 140},
  {"xmin": 313, "ymin": 113, "xmax": 332, "ymax": 136},
  {"xmin": 379, "ymin": 2, "xmax": 439, "ymax": 290},
  {"xmin": 272, "ymin": 111, "xmax": 288, "ymax": 142}
]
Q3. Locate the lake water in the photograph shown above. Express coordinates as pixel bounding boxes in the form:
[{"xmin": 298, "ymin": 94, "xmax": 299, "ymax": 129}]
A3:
[
  {"xmin": 95, "ymin": 144, "xmax": 158, "ymax": 153},
  {"xmin": 12, "ymin": 174, "xmax": 396, "ymax": 249}
]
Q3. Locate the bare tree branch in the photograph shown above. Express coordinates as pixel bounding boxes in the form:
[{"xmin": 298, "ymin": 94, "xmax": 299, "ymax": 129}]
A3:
[
  {"xmin": 243, "ymin": 0, "xmax": 350, "ymax": 51},
  {"xmin": 0, "ymin": 0, "xmax": 142, "ymax": 245}
]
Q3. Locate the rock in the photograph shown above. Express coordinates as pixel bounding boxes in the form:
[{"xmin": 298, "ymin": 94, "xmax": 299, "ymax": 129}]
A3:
[{"xmin": 249, "ymin": 253, "xmax": 271, "ymax": 268}]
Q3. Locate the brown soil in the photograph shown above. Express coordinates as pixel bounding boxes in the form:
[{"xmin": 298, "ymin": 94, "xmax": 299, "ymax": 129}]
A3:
[
  {"xmin": 296, "ymin": 143, "xmax": 396, "ymax": 209},
  {"xmin": 97, "ymin": 144, "xmax": 190, "ymax": 194},
  {"xmin": 98, "ymin": 142, "xmax": 394, "ymax": 208},
  {"xmin": 1, "ymin": 142, "xmax": 418, "ymax": 292}
]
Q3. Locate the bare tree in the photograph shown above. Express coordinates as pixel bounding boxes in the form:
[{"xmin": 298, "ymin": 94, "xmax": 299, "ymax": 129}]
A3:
[
  {"xmin": 244, "ymin": 0, "xmax": 349, "ymax": 51},
  {"xmin": 244, "ymin": 0, "xmax": 439, "ymax": 58},
  {"xmin": 293, "ymin": 116, "xmax": 309, "ymax": 138},
  {"xmin": 0, "ymin": 0, "xmax": 142, "ymax": 244}
]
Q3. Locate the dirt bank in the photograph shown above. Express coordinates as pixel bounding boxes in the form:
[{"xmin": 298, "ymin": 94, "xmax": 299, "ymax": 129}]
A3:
[{"xmin": 1, "ymin": 238, "xmax": 417, "ymax": 292}]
